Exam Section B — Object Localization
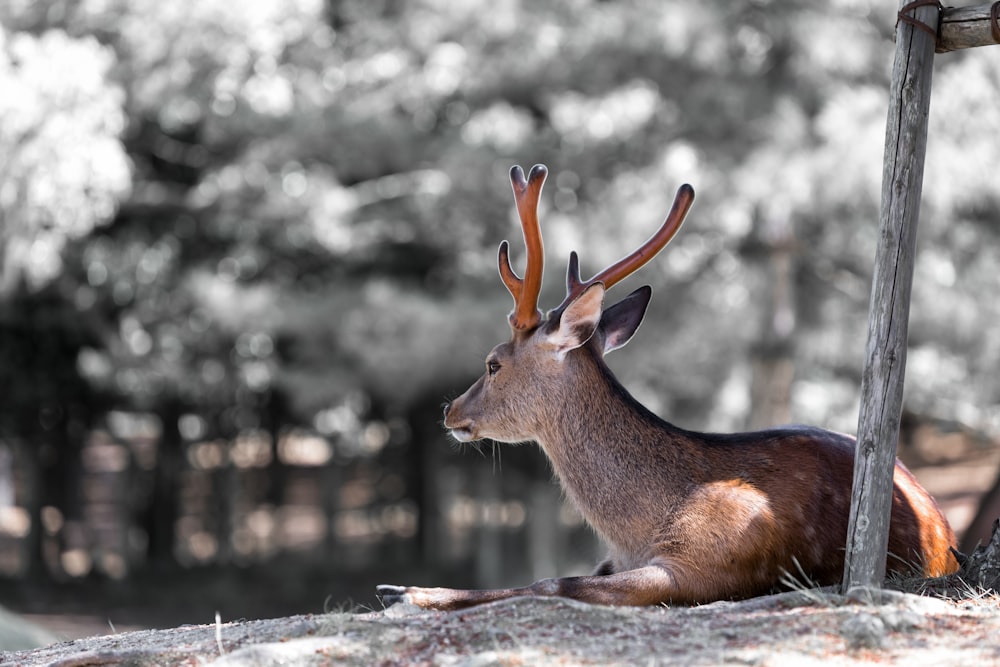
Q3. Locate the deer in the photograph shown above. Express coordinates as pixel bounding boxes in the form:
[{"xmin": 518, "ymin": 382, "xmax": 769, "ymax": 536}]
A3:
[{"xmin": 377, "ymin": 164, "xmax": 959, "ymax": 611}]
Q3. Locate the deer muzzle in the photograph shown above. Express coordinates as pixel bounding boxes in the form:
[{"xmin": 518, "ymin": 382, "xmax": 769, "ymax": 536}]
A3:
[{"xmin": 443, "ymin": 402, "xmax": 476, "ymax": 442}]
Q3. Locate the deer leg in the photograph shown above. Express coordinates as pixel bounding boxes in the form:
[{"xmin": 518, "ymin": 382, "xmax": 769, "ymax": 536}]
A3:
[
  {"xmin": 378, "ymin": 564, "xmax": 682, "ymax": 611},
  {"xmin": 377, "ymin": 583, "xmax": 528, "ymax": 611},
  {"xmin": 526, "ymin": 564, "xmax": 683, "ymax": 606}
]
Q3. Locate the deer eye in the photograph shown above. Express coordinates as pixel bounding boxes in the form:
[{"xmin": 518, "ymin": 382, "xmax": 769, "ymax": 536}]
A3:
[{"xmin": 487, "ymin": 360, "xmax": 501, "ymax": 376}]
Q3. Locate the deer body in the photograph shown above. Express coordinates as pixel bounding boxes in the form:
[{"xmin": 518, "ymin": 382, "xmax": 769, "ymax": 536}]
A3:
[{"xmin": 377, "ymin": 164, "xmax": 958, "ymax": 611}]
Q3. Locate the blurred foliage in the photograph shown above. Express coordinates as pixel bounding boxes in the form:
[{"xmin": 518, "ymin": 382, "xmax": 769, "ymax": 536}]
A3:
[
  {"xmin": 0, "ymin": 25, "xmax": 129, "ymax": 294},
  {"xmin": 0, "ymin": 0, "xmax": 997, "ymax": 428},
  {"xmin": 0, "ymin": 0, "xmax": 999, "ymax": 583},
  {"xmin": 0, "ymin": 0, "xmax": 1000, "ymax": 434}
]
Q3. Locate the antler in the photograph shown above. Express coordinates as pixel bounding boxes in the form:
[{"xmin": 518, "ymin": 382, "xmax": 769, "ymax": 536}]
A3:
[
  {"xmin": 555, "ymin": 183, "xmax": 695, "ymax": 314},
  {"xmin": 499, "ymin": 164, "xmax": 548, "ymax": 331}
]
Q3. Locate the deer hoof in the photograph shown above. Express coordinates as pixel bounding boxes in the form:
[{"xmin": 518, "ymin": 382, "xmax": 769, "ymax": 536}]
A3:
[{"xmin": 376, "ymin": 584, "xmax": 411, "ymax": 608}]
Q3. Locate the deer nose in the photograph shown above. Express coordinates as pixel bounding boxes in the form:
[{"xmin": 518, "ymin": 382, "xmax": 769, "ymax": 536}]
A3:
[{"xmin": 442, "ymin": 401, "xmax": 464, "ymax": 428}]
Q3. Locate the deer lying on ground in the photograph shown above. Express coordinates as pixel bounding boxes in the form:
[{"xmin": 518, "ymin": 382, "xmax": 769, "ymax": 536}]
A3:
[{"xmin": 378, "ymin": 164, "xmax": 958, "ymax": 610}]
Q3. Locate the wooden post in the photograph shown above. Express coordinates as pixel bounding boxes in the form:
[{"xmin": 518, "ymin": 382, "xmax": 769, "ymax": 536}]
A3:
[{"xmin": 843, "ymin": 0, "xmax": 939, "ymax": 593}]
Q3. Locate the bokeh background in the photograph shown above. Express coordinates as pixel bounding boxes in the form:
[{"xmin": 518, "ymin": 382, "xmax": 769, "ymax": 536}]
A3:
[{"xmin": 1, "ymin": 0, "xmax": 999, "ymax": 640}]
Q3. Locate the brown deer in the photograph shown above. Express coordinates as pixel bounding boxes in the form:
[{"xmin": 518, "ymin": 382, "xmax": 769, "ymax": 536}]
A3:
[{"xmin": 378, "ymin": 164, "xmax": 959, "ymax": 610}]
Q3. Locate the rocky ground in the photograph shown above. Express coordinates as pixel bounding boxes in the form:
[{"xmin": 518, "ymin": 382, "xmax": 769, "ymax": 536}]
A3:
[{"xmin": 3, "ymin": 586, "xmax": 1000, "ymax": 667}]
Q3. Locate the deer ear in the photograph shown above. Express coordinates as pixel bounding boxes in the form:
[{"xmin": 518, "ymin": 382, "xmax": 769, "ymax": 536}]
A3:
[
  {"xmin": 598, "ymin": 285, "xmax": 652, "ymax": 354},
  {"xmin": 545, "ymin": 282, "xmax": 606, "ymax": 358}
]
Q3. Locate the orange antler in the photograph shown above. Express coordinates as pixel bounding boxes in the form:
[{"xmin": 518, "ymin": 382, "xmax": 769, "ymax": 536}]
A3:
[
  {"xmin": 499, "ymin": 164, "xmax": 548, "ymax": 331},
  {"xmin": 557, "ymin": 183, "xmax": 695, "ymax": 313}
]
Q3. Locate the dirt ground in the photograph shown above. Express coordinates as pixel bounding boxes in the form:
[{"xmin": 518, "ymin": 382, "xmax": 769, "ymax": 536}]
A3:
[{"xmin": 4, "ymin": 587, "xmax": 1000, "ymax": 666}]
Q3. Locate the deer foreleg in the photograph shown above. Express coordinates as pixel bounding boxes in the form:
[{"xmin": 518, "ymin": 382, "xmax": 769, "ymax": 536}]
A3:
[
  {"xmin": 378, "ymin": 564, "xmax": 681, "ymax": 611},
  {"xmin": 377, "ymin": 583, "xmax": 526, "ymax": 611}
]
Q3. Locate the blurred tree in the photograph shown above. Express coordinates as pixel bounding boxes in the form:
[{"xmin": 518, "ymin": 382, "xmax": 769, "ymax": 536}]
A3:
[
  {"xmin": 0, "ymin": 23, "xmax": 130, "ymax": 579},
  {"xmin": 0, "ymin": 282, "xmax": 113, "ymax": 579}
]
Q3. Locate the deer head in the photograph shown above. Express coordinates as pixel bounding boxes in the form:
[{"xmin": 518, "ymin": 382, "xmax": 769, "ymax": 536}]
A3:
[{"xmin": 444, "ymin": 164, "xmax": 695, "ymax": 444}]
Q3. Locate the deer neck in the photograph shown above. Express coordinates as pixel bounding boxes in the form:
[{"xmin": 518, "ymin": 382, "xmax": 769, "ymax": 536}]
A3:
[{"xmin": 531, "ymin": 345, "xmax": 699, "ymax": 551}]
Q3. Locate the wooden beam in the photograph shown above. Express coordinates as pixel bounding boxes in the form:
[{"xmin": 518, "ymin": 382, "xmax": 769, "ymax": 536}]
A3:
[
  {"xmin": 842, "ymin": 0, "xmax": 938, "ymax": 594},
  {"xmin": 938, "ymin": 3, "xmax": 1000, "ymax": 53}
]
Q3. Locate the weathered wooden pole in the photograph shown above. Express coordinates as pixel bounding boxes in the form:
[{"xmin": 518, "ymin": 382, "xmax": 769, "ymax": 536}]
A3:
[{"xmin": 843, "ymin": 0, "xmax": 939, "ymax": 593}]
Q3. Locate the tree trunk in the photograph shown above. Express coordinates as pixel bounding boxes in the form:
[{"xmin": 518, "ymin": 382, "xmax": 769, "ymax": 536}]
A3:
[
  {"xmin": 145, "ymin": 400, "xmax": 182, "ymax": 570},
  {"xmin": 958, "ymin": 518, "xmax": 1000, "ymax": 591},
  {"xmin": 474, "ymin": 465, "xmax": 503, "ymax": 588},
  {"xmin": 748, "ymin": 208, "xmax": 796, "ymax": 430},
  {"xmin": 960, "ymin": 471, "xmax": 1000, "ymax": 555},
  {"xmin": 529, "ymin": 481, "xmax": 560, "ymax": 581}
]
